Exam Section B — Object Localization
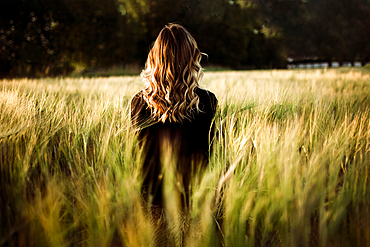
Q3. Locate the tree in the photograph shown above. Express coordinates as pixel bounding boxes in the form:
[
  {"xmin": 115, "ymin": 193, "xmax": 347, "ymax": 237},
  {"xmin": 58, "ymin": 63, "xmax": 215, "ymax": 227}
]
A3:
[
  {"xmin": 0, "ymin": 0, "xmax": 74, "ymax": 77},
  {"xmin": 255, "ymin": 0, "xmax": 370, "ymax": 62},
  {"xmin": 0, "ymin": 0, "xmax": 289, "ymax": 77}
]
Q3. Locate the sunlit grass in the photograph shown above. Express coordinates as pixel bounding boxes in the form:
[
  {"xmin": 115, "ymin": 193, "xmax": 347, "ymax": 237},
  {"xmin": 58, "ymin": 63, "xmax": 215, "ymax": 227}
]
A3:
[{"xmin": 1, "ymin": 68, "xmax": 369, "ymax": 246}]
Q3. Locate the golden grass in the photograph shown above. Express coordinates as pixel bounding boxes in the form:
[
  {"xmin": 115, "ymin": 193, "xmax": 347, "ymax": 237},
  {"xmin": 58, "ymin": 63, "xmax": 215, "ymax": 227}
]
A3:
[{"xmin": 1, "ymin": 68, "xmax": 369, "ymax": 246}]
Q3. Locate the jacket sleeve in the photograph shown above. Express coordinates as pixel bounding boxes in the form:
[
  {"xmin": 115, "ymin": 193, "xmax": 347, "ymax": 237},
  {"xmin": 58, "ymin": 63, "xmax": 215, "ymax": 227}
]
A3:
[
  {"xmin": 207, "ymin": 91, "xmax": 218, "ymax": 153},
  {"xmin": 130, "ymin": 93, "xmax": 143, "ymax": 130}
]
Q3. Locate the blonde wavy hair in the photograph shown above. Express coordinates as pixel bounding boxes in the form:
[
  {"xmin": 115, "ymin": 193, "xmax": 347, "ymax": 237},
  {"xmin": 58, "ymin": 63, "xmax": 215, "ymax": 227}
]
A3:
[{"xmin": 141, "ymin": 23, "xmax": 204, "ymax": 123}]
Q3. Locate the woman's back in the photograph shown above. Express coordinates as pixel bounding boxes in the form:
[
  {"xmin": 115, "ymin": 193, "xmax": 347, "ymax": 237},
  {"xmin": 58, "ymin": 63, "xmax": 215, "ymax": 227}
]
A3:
[{"xmin": 131, "ymin": 87, "xmax": 217, "ymax": 209}]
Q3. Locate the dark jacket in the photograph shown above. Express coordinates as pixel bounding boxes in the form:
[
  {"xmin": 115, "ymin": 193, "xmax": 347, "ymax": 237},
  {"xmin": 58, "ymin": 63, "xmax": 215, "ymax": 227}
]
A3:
[{"xmin": 131, "ymin": 87, "xmax": 218, "ymax": 208}]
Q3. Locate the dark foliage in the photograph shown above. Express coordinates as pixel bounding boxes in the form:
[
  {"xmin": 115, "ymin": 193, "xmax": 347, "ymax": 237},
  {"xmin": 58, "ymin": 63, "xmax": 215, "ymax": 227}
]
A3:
[{"xmin": 1, "ymin": 0, "xmax": 369, "ymax": 78}]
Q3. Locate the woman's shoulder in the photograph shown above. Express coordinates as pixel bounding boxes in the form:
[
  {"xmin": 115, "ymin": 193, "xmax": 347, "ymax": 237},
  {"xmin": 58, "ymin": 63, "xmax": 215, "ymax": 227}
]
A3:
[
  {"xmin": 195, "ymin": 87, "xmax": 218, "ymax": 114},
  {"xmin": 130, "ymin": 91, "xmax": 148, "ymax": 117},
  {"xmin": 195, "ymin": 87, "xmax": 217, "ymax": 101},
  {"xmin": 131, "ymin": 91, "xmax": 144, "ymax": 105},
  {"xmin": 131, "ymin": 91, "xmax": 150, "ymax": 111},
  {"xmin": 131, "ymin": 91, "xmax": 154, "ymax": 128}
]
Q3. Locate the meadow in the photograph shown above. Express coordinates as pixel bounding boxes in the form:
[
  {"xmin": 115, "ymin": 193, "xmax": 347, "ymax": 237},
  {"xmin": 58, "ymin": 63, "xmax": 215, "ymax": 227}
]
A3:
[{"xmin": 1, "ymin": 68, "xmax": 369, "ymax": 246}]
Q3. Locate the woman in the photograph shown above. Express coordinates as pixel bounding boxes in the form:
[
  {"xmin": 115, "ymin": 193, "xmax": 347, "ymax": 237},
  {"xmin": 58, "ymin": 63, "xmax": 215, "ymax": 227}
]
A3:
[{"xmin": 131, "ymin": 23, "xmax": 218, "ymax": 212}]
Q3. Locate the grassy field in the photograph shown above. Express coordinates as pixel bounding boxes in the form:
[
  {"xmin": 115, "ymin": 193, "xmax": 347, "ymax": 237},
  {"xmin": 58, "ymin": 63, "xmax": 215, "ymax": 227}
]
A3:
[{"xmin": 1, "ymin": 68, "xmax": 370, "ymax": 246}]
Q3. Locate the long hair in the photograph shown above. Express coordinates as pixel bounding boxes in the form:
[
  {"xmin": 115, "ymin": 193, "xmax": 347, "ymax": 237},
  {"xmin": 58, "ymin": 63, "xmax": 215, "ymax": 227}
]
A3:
[{"xmin": 141, "ymin": 23, "xmax": 204, "ymax": 123}]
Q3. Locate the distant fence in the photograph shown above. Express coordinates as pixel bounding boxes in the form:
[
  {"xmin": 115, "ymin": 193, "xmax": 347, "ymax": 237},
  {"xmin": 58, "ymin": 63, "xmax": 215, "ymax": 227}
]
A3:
[{"xmin": 287, "ymin": 61, "xmax": 369, "ymax": 69}]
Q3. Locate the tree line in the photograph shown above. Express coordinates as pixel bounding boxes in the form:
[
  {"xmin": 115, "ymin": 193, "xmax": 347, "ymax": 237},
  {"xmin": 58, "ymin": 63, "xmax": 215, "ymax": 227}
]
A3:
[{"xmin": 1, "ymin": 0, "xmax": 369, "ymax": 78}]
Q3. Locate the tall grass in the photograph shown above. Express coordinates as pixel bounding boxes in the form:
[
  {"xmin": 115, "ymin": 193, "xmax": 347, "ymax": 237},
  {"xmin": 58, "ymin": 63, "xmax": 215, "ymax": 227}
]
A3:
[{"xmin": 1, "ymin": 68, "xmax": 369, "ymax": 246}]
